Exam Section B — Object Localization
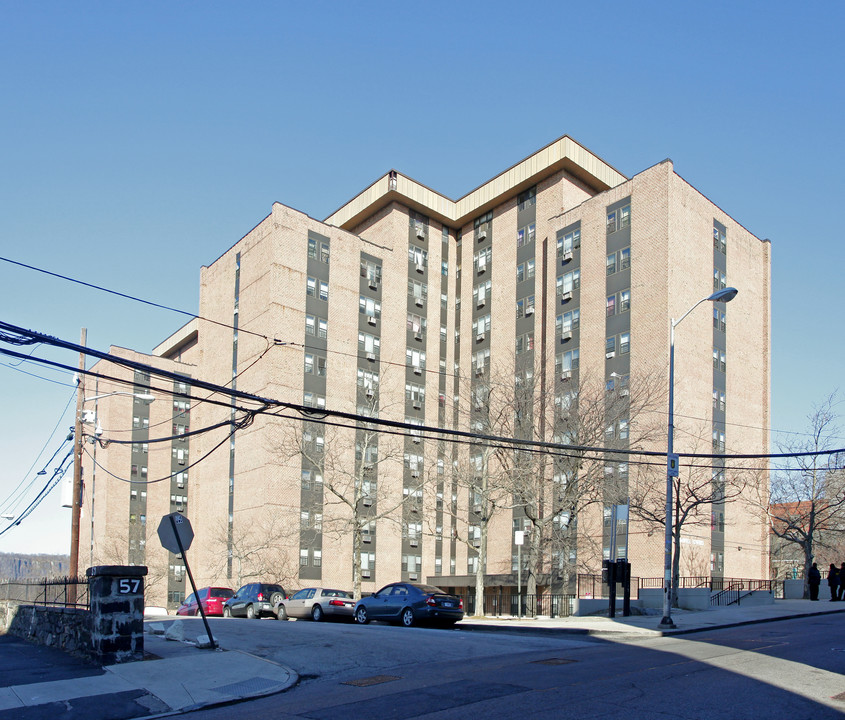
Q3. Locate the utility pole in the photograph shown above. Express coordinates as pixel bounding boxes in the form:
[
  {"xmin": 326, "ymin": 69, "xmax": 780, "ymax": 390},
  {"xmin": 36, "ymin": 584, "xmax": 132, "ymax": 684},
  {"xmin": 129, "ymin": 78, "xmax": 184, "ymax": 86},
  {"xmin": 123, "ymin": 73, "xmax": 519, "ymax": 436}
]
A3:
[{"xmin": 68, "ymin": 328, "xmax": 86, "ymax": 604}]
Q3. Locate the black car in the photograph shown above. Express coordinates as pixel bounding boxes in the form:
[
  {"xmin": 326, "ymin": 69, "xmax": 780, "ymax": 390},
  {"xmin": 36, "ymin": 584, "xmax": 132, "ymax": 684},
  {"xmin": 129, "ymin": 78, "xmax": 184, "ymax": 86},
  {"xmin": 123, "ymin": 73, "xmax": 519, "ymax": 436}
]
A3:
[
  {"xmin": 223, "ymin": 582, "xmax": 286, "ymax": 619},
  {"xmin": 353, "ymin": 583, "xmax": 463, "ymax": 627}
]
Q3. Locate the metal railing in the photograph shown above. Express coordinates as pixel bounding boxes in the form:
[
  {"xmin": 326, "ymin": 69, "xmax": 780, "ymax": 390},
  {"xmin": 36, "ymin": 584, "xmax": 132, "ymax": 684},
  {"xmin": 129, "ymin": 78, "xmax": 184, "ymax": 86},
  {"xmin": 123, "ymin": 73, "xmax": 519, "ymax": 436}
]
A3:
[
  {"xmin": 1, "ymin": 576, "xmax": 90, "ymax": 609},
  {"xmin": 464, "ymin": 593, "xmax": 574, "ymax": 618},
  {"xmin": 577, "ymin": 575, "xmax": 772, "ymax": 599}
]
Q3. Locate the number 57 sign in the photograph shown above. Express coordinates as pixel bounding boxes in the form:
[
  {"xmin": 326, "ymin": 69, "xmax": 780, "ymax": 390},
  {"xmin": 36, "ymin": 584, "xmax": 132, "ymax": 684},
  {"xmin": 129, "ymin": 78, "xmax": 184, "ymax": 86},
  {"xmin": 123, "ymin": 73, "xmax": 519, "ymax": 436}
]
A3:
[{"xmin": 118, "ymin": 578, "xmax": 142, "ymax": 594}]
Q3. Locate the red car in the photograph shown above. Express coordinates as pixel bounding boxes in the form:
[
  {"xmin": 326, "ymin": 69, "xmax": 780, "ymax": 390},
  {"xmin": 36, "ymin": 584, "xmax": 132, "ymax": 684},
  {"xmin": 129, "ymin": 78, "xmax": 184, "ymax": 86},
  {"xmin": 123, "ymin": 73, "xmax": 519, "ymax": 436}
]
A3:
[{"xmin": 176, "ymin": 586, "xmax": 234, "ymax": 617}]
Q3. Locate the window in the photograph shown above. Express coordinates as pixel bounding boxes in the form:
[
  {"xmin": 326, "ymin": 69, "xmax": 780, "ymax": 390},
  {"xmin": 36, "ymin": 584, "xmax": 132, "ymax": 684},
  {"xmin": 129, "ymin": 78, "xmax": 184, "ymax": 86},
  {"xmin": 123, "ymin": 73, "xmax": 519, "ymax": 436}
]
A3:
[
  {"xmin": 473, "ymin": 280, "xmax": 491, "ymax": 308},
  {"xmin": 515, "ymin": 332, "xmax": 534, "ymax": 355},
  {"xmin": 472, "ymin": 314, "xmax": 491, "ymax": 335},
  {"xmin": 713, "ymin": 348, "xmax": 726, "ymax": 373},
  {"xmin": 517, "ymin": 187, "xmax": 536, "ymax": 210},
  {"xmin": 305, "ymin": 315, "xmax": 316, "ymax": 335},
  {"xmin": 516, "ymin": 263, "xmax": 525, "ymax": 283},
  {"xmin": 556, "ymin": 349, "xmax": 580, "ymax": 374},
  {"xmin": 606, "ymin": 253, "xmax": 617, "ymax": 276},
  {"xmin": 408, "ymin": 279, "xmax": 427, "ymax": 305},
  {"xmin": 606, "ymin": 296, "xmax": 616, "ymax": 317},
  {"xmin": 606, "ymin": 336, "xmax": 616, "ymax": 355},
  {"xmin": 713, "ymin": 308, "xmax": 726, "ymax": 332},
  {"xmin": 473, "ymin": 210, "xmax": 493, "ymax": 229},
  {"xmin": 713, "ymin": 389, "xmax": 726, "ymax": 412},
  {"xmin": 607, "ymin": 204, "xmax": 631, "ymax": 233},
  {"xmin": 527, "ymin": 223, "xmax": 535, "ymax": 243},
  {"xmin": 562, "ymin": 309, "xmax": 579, "ymax": 333},
  {"xmin": 306, "ymin": 277, "xmax": 316, "ymax": 297},
  {"xmin": 358, "ymin": 332, "xmax": 380, "ymax": 357},
  {"xmin": 474, "ymin": 247, "xmax": 491, "ymax": 274},
  {"xmin": 361, "ymin": 260, "xmax": 382, "ymax": 287},
  {"xmin": 319, "ymin": 282, "xmax": 329, "ymax": 301},
  {"xmin": 620, "ymin": 289, "xmax": 631, "ymax": 312},
  {"xmin": 300, "ymin": 549, "xmax": 309, "ymax": 566},
  {"xmin": 620, "ymin": 332, "xmax": 630, "ymax": 354},
  {"xmin": 516, "ymin": 228, "xmax": 525, "ymax": 247},
  {"xmin": 313, "ymin": 550, "xmax": 322, "ymax": 567},
  {"xmin": 556, "ymin": 270, "xmax": 580, "ymax": 299},
  {"xmin": 714, "ymin": 224, "xmax": 727, "ymax": 254},
  {"xmin": 318, "ymin": 318, "xmax": 328, "ymax": 339},
  {"xmin": 406, "ymin": 348, "xmax": 426, "ymax": 372},
  {"xmin": 407, "ymin": 313, "xmax": 426, "ymax": 334},
  {"xmin": 712, "ymin": 430, "xmax": 726, "ymax": 452},
  {"xmin": 620, "ymin": 247, "xmax": 631, "ymax": 270},
  {"xmin": 557, "ymin": 228, "xmax": 580, "ymax": 257},
  {"xmin": 527, "ymin": 259, "xmax": 535, "ymax": 278},
  {"xmin": 308, "ymin": 238, "xmax": 317, "ymax": 259},
  {"xmin": 408, "ymin": 245, "xmax": 428, "ymax": 268},
  {"xmin": 714, "ymin": 268, "xmax": 727, "ymax": 291},
  {"xmin": 320, "ymin": 242, "xmax": 330, "ymax": 263},
  {"xmin": 359, "ymin": 296, "xmax": 381, "ymax": 320}
]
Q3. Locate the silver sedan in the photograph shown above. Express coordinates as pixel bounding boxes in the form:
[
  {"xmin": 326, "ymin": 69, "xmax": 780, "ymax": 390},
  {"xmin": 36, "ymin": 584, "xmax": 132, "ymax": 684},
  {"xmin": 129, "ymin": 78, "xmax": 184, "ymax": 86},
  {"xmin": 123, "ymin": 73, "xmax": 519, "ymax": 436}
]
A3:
[{"xmin": 276, "ymin": 587, "xmax": 355, "ymax": 622}]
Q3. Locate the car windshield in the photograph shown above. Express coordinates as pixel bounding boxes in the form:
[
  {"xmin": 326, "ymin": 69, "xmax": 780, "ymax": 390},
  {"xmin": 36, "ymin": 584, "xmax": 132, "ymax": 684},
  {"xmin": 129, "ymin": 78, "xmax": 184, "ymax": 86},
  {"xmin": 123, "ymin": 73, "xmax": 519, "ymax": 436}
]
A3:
[
  {"xmin": 262, "ymin": 585, "xmax": 285, "ymax": 594},
  {"xmin": 415, "ymin": 584, "xmax": 447, "ymax": 595},
  {"xmin": 210, "ymin": 588, "xmax": 233, "ymax": 598}
]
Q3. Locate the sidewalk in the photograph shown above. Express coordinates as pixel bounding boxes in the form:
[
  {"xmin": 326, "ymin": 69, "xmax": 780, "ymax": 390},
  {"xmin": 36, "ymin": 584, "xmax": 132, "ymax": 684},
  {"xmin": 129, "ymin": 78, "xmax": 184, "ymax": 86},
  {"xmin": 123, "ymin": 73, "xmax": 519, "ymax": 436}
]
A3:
[{"xmin": 0, "ymin": 599, "xmax": 841, "ymax": 719}]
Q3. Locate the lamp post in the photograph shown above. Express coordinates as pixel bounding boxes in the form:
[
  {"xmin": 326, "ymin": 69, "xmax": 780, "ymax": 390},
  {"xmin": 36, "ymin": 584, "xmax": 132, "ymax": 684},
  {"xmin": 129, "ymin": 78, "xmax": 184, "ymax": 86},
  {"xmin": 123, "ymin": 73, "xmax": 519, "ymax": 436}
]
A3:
[
  {"xmin": 69, "ymin": 387, "xmax": 155, "ymax": 595},
  {"xmin": 658, "ymin": 286, "xmax": 737, "ymax": 629}
]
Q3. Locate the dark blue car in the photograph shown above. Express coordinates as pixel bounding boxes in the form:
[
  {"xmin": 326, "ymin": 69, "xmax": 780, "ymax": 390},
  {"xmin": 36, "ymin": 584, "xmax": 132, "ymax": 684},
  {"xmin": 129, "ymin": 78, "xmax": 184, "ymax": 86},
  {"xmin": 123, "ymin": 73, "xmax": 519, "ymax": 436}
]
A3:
[{"xmin": 353, "ymin": 582, "xmax": 463, "ymax": 627}]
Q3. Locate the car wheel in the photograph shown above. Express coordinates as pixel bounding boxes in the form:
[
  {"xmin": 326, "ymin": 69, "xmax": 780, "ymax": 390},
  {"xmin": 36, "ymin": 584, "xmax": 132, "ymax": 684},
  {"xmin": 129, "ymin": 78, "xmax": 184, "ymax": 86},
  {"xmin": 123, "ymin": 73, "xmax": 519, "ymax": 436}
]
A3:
[
  {"xmin": 270, "ymin": 592, "xmax": 284, "ymax": 606},
  {"xmin": 223, "ymin": 606, "xmax": 231, "ymax": 618},
  {"xmin": 246, "ymin": 604, "xmax": 256, "ymax": 619},
  {"xmin": 355, "ymin": 606, "xmax": 369, "ymax": 625},
  {"xmin": 401, "ymin": 607, "xmax": 415, "ymax": 627},
  {"xmin": 312, "ymin": 605, "xmax": 323, "ymax": 622},
  {"xmin": 277, "ymin": 604, "xmax": 288, "ymax": 621}
]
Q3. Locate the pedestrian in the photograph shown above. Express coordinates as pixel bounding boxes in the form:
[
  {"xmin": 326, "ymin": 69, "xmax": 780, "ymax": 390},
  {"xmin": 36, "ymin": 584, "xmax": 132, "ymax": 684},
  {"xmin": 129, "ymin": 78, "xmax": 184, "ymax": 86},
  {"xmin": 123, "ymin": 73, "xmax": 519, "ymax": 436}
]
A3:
[
  {"xmin": 827, "ymin": 563, "xmax": 839, "ymax": 601},
  {"xmin": 839, "ymin": 562, "xmax": 845, "ymax": 601},
  {"xmin": 808, "ymin": 562, "xmax": 821, "ymax": 601}
]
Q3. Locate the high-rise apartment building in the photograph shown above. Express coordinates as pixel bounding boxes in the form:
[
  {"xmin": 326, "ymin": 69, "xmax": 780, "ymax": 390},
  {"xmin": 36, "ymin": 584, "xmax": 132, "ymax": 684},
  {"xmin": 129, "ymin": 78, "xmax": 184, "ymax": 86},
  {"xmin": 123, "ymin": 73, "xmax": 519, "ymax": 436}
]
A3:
[{"xmin": 80, "ymin": 135, "xmax": 771, "ymax": 609}]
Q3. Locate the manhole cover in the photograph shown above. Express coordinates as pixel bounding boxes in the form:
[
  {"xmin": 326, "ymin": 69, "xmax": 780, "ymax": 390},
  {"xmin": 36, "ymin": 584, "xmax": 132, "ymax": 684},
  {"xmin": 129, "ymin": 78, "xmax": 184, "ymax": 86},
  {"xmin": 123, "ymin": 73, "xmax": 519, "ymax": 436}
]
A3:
[
  {"xmin": 343, "ymin": 675, "xmax": 401, "ymax": 687},
  {"xmin": 531, "ymin": 658, "xmax": 576, "ymax": 665}
]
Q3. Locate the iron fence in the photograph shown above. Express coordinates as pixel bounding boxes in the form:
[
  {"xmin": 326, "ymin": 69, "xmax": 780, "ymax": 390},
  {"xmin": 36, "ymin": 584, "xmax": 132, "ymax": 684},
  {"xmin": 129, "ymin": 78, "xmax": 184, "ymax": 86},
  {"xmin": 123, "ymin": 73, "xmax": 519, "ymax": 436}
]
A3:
[
  {"xmin": 464, "ymin": 593, "xmax": 575, "ymax": 618},
  {"xmin": 1, "ymin": 576, "xmax": 89, "ymax": 609},
  {"xmin": 577, "ymin": 574, "xmax": 772, "ymax": 598}
]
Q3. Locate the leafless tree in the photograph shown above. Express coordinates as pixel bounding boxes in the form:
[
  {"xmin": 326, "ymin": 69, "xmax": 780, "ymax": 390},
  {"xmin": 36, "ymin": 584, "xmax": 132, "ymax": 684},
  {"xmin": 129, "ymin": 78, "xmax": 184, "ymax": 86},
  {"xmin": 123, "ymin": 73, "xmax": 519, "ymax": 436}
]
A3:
[
  {"xmin": 279, "ymin": 372, "xmax": 429, "ymax": 600},
  {"xmin": 629, "ymin": 423, "xmax": 753, "ymax": 607},
  {"xmin": 207, "ymin": 509, "xmax": 299, "ymax": 591},
  {"xmin": 758, "ymin": 392, "xmax": 845, "ymax": 597}
]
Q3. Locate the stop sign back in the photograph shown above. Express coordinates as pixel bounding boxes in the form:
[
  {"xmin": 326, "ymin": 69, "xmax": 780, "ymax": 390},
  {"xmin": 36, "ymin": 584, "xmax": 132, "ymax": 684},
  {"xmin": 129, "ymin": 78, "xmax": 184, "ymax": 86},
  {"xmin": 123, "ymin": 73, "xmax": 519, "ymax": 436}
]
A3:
[{"xmin": 157, "ymin": 512, "xmax": 194, "ymax": 554}]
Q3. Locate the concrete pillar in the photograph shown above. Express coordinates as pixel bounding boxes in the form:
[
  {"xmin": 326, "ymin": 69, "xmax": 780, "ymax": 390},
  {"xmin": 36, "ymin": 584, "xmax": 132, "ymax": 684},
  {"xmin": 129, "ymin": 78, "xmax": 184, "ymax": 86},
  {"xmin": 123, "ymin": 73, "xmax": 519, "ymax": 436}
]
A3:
[{"xmin": 86, "ymin": 565, "xmax": 147, "ymax": 664}]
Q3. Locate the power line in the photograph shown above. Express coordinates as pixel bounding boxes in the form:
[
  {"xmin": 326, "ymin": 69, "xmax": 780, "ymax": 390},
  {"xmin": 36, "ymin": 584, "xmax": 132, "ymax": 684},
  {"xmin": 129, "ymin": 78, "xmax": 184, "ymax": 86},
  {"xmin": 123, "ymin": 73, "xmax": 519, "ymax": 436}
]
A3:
[{"xmin": 4, "ymin": 320, "xmax": 845, "ymax": 465}]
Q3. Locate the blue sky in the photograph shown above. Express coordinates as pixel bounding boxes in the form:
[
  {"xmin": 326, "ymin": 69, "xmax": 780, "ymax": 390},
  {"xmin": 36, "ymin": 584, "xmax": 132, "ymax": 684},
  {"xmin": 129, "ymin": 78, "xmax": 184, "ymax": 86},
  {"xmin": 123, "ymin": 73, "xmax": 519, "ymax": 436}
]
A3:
[{"xmin": 1, "ymin": 2, "xmax": 843, "ymax": 554}]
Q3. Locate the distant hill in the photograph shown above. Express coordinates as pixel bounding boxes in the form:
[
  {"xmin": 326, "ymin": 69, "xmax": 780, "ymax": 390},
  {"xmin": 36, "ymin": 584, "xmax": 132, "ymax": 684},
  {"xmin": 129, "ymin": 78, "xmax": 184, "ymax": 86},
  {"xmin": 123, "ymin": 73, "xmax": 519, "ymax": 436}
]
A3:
[{"xmin": 0, "ymin": 552, "xmax": 70, "ymax": 580}]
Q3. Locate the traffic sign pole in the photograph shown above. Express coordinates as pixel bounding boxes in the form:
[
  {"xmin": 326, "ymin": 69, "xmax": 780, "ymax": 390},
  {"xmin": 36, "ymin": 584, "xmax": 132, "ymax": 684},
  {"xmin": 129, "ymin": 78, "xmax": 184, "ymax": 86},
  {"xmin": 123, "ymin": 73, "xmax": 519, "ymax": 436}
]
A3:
[{"xmin": 167, "ymin": 515, "xmax": 216, "ymax": 650}]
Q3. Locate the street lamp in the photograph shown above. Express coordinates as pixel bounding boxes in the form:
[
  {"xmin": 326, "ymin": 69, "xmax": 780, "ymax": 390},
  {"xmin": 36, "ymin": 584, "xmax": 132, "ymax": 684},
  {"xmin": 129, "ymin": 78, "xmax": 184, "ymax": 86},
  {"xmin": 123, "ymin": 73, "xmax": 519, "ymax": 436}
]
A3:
[
  {"xmin": 659, "ymin": 286, "xmax": 737, "ymax": 630},
  {"xmin": 69, "ymin": 389, "xmax": 156, "ymax": 594}
]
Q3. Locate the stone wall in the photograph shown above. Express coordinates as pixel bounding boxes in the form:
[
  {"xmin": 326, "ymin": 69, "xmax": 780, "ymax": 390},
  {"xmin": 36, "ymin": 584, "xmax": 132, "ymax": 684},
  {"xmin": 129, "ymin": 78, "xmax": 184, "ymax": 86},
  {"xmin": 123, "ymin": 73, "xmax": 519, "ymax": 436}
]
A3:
[{"xmin": 3, "ymin": 603, "xmax": 92, "ymax": 659}]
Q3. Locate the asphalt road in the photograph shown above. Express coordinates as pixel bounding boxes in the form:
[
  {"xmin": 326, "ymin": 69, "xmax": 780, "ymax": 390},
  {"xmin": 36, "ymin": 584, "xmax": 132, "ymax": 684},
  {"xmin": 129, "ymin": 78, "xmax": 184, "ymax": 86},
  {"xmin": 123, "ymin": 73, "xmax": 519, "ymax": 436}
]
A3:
[{"xmin": 182, "ymin": 614, "xmax": 845, "ymax": 719}]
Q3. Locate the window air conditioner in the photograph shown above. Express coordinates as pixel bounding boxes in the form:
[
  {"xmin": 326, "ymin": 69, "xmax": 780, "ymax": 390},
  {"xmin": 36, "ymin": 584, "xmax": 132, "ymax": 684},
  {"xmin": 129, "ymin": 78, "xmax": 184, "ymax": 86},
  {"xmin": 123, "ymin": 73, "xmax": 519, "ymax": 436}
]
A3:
[
  {"xmin": 477, "ymin": 299, "xmax": 486, "ymax": 309},
  {"xmin": 561, "ymin": 291, "xmax": 572, "ymax": 302},
  {"xmin": 477, "ymin": 264, "xmax": 486, "ymax": 274},
  {"xmin": 476, "ymin": 332, "xmax": 485, "ymax": 342},
  {"xmin": 409, "ymin": 573, "xmax": 418, "ymax": 580},
  {"xmin": 414, "ymin": 332, "xmax": 423, "ymax": 341},
  {"xmin": 366, "ymin": 388, "xmax": 374, "ymax": 399},
  {"xmin": 525, "ymin": 306, "xmax": 534, "ymax": 316},
  {"xmin": 412, "ymin": 435, "xmax": 421, "ymax": 444},
  {"xmin": 362, "ymin": 569, "xmax": 371, "ymax": 578},
  {"xmin": 415, "ymin": 263, "xmax": 425, "ymax": 274},
  {"xmin": 369, "ymin": 279, "xmax": 378, "ymax": 290},
  {"xmin": 366, "ymin": 352, "xmax": 376, "ymax": 362},
  {"xmin": 478, "ymin": 229, "xmax": 487, "ymax": 241},
  {"xmin": 620, "ymin": 388, "xmax": 630, "ymax": 397},
  {"xmin": 561, "ymin": 370, "xmax": 572, "ymax": 381},
  {"xmin": 415, "ymin": 297, "xmax": 424, "ymax": 307},
  {"xmin": 410, "ymin": 539, "xmax": 418, "ymax": 548},
  {"xmin": 416, "ymin": 227, "xmax": 425, "ymax": 240},
  {"xmin": 562, "ymin": 250, "xmax": 573, "ymax": 262},
  {"xmin": 473, "ymin": 504, "xmax": 482, "ymax": 513},
  {"xmin": 412, "ymin": 401, "xmax": 421, "ymax": 410},
  {"xmin": 363, "ymin": 497, "xmax": 373, "ymax": 507},
  {"xmin": 561, "ymin": 330, "xmax": 572, "ymax": 341},
  {"xmin": 475, "ymin": 366, "xmax": 484, "ymax": 376},
  {"xmin": 606, "ymin": 351, "xmax": 615, "ymax": 359},
  {"xmin": 368, "ymin": 316, "xmax": 377, "ymax": 326},
  {"xmin": 411, "ymin": 470, "xmax": 420, "ymax": 478},
  {"xmin": 363, "ymin": 535, "xmax": 371, "ymax": 544}
]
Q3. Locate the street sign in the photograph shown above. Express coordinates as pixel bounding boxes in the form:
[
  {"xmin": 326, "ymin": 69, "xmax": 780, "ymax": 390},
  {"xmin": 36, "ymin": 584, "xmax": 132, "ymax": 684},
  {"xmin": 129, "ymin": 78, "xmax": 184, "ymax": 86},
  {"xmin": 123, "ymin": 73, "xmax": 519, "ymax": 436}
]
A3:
[
  {"xmin": 514, "ymin": 530, "xmax": 524, "ymax": 546},
  {"xmin": 157, "ymin": 512, "xmax": 194, "ymax": 554},
  {"xmin": 667, "ymin": 453, "xmax": 680, "ymax": 477}
]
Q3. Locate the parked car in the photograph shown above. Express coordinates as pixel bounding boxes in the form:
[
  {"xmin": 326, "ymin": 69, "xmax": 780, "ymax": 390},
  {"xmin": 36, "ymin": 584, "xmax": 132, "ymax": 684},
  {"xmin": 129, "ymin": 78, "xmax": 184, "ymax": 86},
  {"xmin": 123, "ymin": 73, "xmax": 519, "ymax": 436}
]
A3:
[
  {"xmin": 353, "ymin": 583, "xmax": 463, "ymax": 627},
  {"xmin": 223, "ymin": 583, "xmax": 287, "ymax": 619},
  {"xmin": 176, "ymin": 586, "xmax": 234, "ymax": 617},
  {"xmin": 276, "ymin": 588, "xmax": 355, "ymax": 622}
]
